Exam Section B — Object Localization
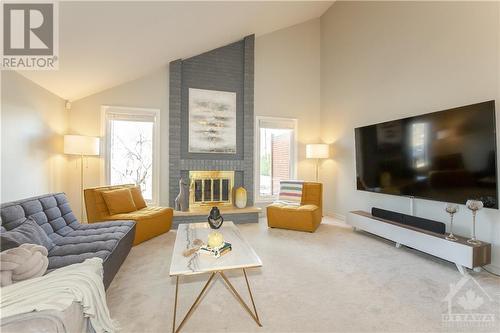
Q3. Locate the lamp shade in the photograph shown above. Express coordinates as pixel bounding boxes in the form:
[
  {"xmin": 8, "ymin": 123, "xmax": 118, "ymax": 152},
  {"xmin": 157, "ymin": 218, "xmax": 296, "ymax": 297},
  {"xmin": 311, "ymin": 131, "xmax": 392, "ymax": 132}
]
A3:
[
  {"xmin": 64, "ymin": 135, "xmax": 100, "ymax": 156},
  {"xmin": 306, "ymin": 144, "xmax": 329, "ymax": 159}
]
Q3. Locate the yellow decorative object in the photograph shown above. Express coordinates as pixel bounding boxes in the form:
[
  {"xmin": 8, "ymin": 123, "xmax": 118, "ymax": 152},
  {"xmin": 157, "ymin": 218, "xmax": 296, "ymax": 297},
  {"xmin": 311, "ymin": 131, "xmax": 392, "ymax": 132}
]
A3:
[
  {"xmin": 101, "ymin": 188, "xmax": 137, "ymax": 214},
  {"xmin": 235, "ymin": 187, "xmax": 247, "ymax": 209},
  {"xmin": 207, "ymin": 231, "xmax": 224, "ymax": 248}
]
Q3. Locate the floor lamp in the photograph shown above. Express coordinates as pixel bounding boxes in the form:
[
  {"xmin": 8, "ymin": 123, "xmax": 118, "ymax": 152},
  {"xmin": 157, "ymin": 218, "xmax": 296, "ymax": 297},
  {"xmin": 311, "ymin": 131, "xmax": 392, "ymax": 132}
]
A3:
[
  {"xmin": 306, "ymin": 144, "xmax": 329, "ymax": 182},
  {"xmin": 64, "ymin": 135, "xmax": 100, "ymax": 222}
]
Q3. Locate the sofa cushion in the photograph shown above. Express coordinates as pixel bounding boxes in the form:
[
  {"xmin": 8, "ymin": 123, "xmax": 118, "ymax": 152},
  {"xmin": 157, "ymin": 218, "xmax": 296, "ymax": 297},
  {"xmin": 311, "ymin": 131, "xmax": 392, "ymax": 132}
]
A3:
[
  {"xmin": 296, "ymin": 204, "xmax": 319, "ymax": 211},
  {"xmin": 86, "ymin": 188, "xmax": 111, "ymax": 221},
  {"xmin": 130, "ymin": 186, "xmax": 147, "ymax": 210},
  {"xmin": 0, "ymin": 235, "xmax": 20, "ymax": 251},
  {"xmin": 268, "ymin": 202, "xmax": 318, "ymax": 212},
  {"xmin": 48, "ymin": 220, "xmax": 135, "ymax": 270},
  {"xmin": 106, "ymin": 206, "xmax": 172, "ymax": 246},
  {"xmin": 301, "ymin": 183, "xmax": 323, "ymax": 209},
  {"xmin": 85, "ymin": 184, "xmax": 138, "ymax": 222},
  {"xmin": 1, "ymin": 193, "xmax": 79, "ymax": 243},
  {"xmin": 108, "ymin": 206, "xmax": 169, "ymax": 220},
  {"xmin": 101, "ymin": 188, "xmax": 137, "ymax": 214},
  {"xmin": 1, "ymin": 218, "xmax": 55, "ymax": 250}
]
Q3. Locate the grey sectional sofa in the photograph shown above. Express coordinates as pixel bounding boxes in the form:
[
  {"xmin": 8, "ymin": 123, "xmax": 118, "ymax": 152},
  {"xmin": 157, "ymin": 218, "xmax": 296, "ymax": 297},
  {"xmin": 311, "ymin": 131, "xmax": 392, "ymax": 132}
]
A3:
[{"xmin": 0, "ymin": 192, "xmax": 136, "ymax": 288}]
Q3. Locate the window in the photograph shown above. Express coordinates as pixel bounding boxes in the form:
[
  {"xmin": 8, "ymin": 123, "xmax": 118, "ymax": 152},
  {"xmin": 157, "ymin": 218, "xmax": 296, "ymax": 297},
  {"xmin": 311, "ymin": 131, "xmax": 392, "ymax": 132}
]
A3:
[
  {"xmin": 256, "ymin": 117, "xmax": 297, "ymax": 201},
  {"xmin": 102, "ymin": 107, "xmax": 159, "ymax": 204},
  {"xmin": 411, "ymin": 122, "xmax": 429, "ymax": 169}
]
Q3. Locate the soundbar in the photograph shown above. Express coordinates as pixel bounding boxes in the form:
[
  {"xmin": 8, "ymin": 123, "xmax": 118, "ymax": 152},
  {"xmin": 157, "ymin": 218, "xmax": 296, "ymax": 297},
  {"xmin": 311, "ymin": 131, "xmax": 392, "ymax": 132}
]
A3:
[{"xmin": 371, "ymin": 207, "xmax": 446, "ymax": 234}]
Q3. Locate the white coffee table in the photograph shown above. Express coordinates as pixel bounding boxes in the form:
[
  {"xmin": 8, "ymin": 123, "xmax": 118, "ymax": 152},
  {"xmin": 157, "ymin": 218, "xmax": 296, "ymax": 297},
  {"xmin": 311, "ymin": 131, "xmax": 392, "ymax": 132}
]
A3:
[{"xmin": 169, "ymin": 221, "xmax": 262, "ymax": 333}]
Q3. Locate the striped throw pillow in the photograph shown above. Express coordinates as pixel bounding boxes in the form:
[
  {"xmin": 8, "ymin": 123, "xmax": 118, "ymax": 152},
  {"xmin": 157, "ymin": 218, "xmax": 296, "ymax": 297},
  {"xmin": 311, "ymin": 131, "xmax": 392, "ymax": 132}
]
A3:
[{"xmin": 277, "ymin": 180, "xmax": 304, "ymax": 205}]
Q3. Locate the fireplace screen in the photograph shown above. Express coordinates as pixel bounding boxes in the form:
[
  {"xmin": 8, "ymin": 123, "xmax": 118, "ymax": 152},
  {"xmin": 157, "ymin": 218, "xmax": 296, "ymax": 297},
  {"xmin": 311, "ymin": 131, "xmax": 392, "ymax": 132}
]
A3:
[{"xmin": 189, "ymin": 171, "xmax": 234, "ymax": 207}]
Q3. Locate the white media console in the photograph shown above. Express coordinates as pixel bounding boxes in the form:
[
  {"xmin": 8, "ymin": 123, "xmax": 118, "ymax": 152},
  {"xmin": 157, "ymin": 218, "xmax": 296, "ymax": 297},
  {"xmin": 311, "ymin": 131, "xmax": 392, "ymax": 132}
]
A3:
[{"xmin": 347, "ymin": 211, "xmax": 491, "ymax": 274}]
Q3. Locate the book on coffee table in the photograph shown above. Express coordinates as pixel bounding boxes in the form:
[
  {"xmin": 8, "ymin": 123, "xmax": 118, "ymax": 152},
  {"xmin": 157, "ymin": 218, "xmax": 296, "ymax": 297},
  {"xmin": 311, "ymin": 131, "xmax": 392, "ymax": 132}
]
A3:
[{"xmin": 198, "ymin": 241, "xmax": 232, "ymax": 258}]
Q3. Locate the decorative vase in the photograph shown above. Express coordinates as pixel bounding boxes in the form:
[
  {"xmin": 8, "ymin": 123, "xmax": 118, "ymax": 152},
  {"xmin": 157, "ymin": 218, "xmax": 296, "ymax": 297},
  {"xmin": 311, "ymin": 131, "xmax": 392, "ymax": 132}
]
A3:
[
  {"xmin": 207, "ymin": 207, "xmax": 224, "ymax": 249},
  {"xmin": 444, "ymin": 203, "xmax": 459, "ymax": 241},
  {"xmin": 466, "ymin": 200, "xmax": 483, "ymax": 245},
  {"xmin": 235, "ymin": 187, "xmax": 247, "ymax": 209},
  {"xmin": 207, "ymin": 206, "xmax": 224, "ymax": 229}
]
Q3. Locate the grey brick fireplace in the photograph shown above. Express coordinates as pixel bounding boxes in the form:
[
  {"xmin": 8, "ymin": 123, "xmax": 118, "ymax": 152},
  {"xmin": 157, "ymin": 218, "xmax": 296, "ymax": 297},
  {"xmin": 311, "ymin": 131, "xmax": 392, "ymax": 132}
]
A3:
[{"xmin": 169, "ymin": 35, "xmax": 257, "ymax": 226}]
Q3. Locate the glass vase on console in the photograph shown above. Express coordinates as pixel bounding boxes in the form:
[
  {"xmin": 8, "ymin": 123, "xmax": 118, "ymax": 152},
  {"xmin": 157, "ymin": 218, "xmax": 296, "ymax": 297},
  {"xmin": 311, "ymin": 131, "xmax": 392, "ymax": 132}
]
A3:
[
  {"xmin": 465, "ymin": 200, "xmax": 483, "ymax": 246},
  {"xmin": 444, "ymin": 203, "xmax": 459, "ymax": 241}
]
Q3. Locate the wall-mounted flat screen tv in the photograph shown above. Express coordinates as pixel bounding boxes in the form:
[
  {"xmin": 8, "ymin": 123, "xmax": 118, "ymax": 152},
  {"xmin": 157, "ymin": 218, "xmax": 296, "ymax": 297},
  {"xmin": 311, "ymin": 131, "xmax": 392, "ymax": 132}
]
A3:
[{"xmin": 355, "ymin": 101, "xmax": 498, "ymax": 208}]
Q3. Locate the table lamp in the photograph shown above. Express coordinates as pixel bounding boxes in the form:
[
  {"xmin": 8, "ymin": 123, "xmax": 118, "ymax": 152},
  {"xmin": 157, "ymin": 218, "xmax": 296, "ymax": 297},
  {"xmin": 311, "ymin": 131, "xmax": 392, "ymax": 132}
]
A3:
[
  {"xmin": 64, "ymin": 135, "xmax": 100, "ymax": 221},
  {"xmin": 306, "ymin": 143, "xmax": 329, "ymax": 182}
]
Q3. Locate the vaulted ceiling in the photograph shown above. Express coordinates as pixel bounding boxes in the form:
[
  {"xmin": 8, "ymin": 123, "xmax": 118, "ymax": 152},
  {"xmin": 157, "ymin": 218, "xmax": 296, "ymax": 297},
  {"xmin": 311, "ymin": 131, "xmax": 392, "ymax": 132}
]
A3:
[{"xmin": 19, "ymin": 1, "xmax": 333, "ymax": 101}]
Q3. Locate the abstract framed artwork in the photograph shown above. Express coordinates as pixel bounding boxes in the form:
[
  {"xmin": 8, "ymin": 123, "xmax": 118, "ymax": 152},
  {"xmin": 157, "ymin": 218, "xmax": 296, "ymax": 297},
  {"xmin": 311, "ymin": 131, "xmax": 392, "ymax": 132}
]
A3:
[{"xmin": 188, "ymin": 88, "xmax": 237, "ymax": 154}]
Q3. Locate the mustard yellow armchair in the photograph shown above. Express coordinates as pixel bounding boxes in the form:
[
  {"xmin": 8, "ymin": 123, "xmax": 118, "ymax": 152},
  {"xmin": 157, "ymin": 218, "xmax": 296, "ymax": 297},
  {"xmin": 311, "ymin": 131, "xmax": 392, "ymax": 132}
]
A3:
[
  {"xmin": 266, "ymin": 182, "xmax": 323, "ymax": 232},
  {"xmin": 84, "ymin": 184, "xmax": 172, "ymax": 245}
]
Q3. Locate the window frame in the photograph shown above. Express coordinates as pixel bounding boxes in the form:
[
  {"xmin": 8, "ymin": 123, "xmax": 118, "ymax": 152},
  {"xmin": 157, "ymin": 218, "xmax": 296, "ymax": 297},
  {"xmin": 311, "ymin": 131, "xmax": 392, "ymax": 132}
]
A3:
[
  {"xmin": 254, "ymin": 116, "xmax": 298, "ymax": 203},
  {"xmin": 100, "ymin": 106, "xmax": 160, "ymax": 205}
]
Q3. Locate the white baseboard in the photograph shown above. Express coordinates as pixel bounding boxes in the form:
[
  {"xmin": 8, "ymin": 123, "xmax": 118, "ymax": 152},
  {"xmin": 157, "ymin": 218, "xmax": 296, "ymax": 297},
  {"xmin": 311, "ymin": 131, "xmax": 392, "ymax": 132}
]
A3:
[
  {"xmin": 325, "ymin": 212, "xmax": 346, "ymax": 221},
  {"xmin": 482, "ymin": 263, "xmax": 500, "ymax": 275}
]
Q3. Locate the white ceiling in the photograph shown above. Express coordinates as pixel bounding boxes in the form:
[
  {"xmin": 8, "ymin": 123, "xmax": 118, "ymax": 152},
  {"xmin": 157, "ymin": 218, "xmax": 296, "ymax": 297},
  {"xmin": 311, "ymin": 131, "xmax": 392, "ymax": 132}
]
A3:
[{"xmin": 19, "ymin": 1, "xmax": 333, "ymax": 101}]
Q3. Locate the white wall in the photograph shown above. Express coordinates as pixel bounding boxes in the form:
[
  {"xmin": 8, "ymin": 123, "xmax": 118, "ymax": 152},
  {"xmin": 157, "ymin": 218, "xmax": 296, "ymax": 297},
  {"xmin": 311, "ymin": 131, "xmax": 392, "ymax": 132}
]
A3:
[
  {"xmin": 320, "ymin": 1, "xmax": 500, "ymax": 268},
  {"xmin": 1, "ymin": 71, "xmax": 67, "ymax": 202},
  {"xmin": 67, "ymin": 67, "xmax": 169, "ymax": 219},
  {"xmin": 66, "ymin": 19, "xmax": 321, "ymax": 216},
  {"xmin": 255, "ymin": 18, "xmax": 322, "ymax": 184}
]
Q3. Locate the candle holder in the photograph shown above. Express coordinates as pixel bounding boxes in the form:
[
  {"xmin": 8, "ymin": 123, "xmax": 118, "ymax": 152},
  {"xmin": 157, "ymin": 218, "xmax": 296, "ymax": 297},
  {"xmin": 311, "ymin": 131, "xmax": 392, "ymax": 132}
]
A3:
[
  {"xmin": 444, "ymin": 203, "xmax": 459, "ymax": 241},
  {"xmin": 466, "ymin": 200, "xmax": 483, "ymax": 245}
]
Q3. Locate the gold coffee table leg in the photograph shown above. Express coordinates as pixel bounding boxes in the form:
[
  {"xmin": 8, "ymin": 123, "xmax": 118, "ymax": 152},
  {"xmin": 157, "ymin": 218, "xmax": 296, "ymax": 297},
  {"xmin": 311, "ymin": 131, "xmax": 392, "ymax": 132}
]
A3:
[
  {"xmin": 172, "ymin": 272, "xmax": 216, "ymax": 333},
  {"xmin": 243, "ymin": 268, "xmax": 261, "ymax": 324},
  {"xmin": 219, "ymin": 270, "xmax": 262, "ymax": 327},
  {"xmin": 172, "ymin": 269, "xmax": 261, "ymax": 332},
  {"xmin": 172, "ymin": 276, "xmax": 179, "ymax": 333}
]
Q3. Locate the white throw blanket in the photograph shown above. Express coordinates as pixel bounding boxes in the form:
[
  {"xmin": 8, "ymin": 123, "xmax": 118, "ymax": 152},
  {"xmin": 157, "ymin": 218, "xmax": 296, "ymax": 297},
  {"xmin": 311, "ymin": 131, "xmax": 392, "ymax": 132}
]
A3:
[{"xmin": 0, "ymin": 258, "xmax": 118, "ymax": 333}]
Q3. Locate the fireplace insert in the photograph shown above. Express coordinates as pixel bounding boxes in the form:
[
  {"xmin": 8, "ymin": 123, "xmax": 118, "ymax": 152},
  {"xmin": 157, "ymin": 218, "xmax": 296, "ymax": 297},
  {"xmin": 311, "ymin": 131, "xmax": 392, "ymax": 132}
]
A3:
[{"xmin": 189, "ymin": 171, "xmax": 234, "ymax": 208}]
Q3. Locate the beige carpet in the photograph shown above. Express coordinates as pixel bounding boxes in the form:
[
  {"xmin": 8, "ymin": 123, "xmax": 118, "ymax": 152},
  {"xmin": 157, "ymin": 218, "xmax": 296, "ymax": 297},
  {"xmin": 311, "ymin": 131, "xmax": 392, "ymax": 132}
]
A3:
[{"xmin": 106, "ymin": 218, "xmax": 500, "ymax": 332}]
